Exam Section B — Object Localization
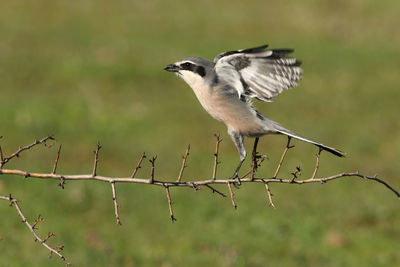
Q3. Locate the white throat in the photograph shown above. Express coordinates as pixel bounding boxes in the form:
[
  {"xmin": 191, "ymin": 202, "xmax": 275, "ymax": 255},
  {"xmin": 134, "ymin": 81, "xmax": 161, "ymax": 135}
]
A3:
[{"xmin": 178, "ymin": 70, "xmax": 205, "ymax": 90}]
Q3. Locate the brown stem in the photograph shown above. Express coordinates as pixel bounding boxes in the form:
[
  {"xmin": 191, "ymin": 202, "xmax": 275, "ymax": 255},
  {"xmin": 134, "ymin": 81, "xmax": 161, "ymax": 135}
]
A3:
[
  {"xmin": 0, "ymin": 195, "xmax": 70, "ymax": 266},
  {"xmin": 92, "ymin": 142, "xmax": 101, "ymax": 177},
  {"xmin": 177, "ymin": 144, "xmax": 191, "ymax": 182},
  {"xmin": 227, "ymin": 183, "xmax": 237, "ymax": 209},
  {"xmin": 311, "ymin": 148, "xmax": 322, "ymax": 179},
  {"xmin": 51, "ymin": 144, "xmax": 62, "ymax": 174},
  {"xmin": 110, "ymin": 181, "xmax": 122, "ymax": 225},
  {"xmin": 164, "ymin": 186, "xmax": 176, "ymax": 222},
  {"xmin": 212, "ymin": 134, "xmax": 222, "ymax": 180},
  {"xmin": 149, "ymin": 156, "xmax": 157, "ymax": 183},
  {"xmin": 264, "ymin": 182, "xmax": 275, "ymax": 208},
  {"xmin": 130, "ymin": 152, "xmax": 146, "ymax": 178},
  {"xmin": 273, "ymin": 137, "xmax": 294, "ymax": 179}
]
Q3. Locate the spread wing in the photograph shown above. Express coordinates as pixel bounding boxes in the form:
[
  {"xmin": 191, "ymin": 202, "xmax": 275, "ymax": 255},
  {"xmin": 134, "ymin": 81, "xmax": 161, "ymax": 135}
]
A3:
[{"xmin": 214, "ymin": 44, "xmax": 303, "ymax": 102}]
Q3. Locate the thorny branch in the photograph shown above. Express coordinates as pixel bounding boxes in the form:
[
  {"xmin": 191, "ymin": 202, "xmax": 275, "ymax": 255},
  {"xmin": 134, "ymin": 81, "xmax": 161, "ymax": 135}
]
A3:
[
  {"xmin": 212, "ymin": 134, "xmax": 222, "ymax": 180},
  {"xmin": 0, "ymin": 135, "xmax": 399, "ymax": 265},
  {"xmin": 130, "ymin": 152, "xmax": 146, "ymax": 178},
  {"xmin": 0, "ymin": 194, "xmax": 70, "ymax": 266},
  {"xmin": 177, "ymin": 145, "xmax": 190, "ymax": 182},
  {"xmin": 273, "ymin": 136, "xmax": 294, "ymax": 179},
  {"xmin": 110, "ymin": 181, "xmax": 122, "ymax": 225},
  {"xmin": 92, "ymin": 142, "xmax": 101, "ymax": 177},
  {"xmin": 52, "ymin": 144, "xmax": 62, "ymax": 175}
]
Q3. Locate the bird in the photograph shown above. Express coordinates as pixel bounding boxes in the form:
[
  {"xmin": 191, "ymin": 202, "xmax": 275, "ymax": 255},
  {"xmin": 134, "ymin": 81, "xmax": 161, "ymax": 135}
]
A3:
[{"xmin": 164, "ymin": 44, "xmax": 344, "ymax": 179}]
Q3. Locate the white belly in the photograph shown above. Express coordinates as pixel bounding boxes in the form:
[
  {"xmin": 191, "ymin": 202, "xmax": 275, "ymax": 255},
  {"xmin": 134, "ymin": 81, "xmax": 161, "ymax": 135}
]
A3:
[{"xmin": 192, "ymin": 85, "xmax": 266, "ymax": 136}]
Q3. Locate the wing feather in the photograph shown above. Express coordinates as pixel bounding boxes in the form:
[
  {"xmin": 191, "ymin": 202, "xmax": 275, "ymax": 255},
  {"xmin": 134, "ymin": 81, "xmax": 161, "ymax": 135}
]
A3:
[{"xmin": 214, "ymin": 44, "xmax": 303, "ymax": 102}]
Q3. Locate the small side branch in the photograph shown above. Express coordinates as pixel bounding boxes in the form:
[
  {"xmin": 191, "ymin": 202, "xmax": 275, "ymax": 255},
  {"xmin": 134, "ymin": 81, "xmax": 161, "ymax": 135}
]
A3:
[
  {"xmin": 0, "ymin": 135, "xmax": 54, "ymax": 167},
  {"xmin": 227, "ymin": 183, "xmax": 237, "ymax": 209},
  {"xmin": 51, "ymin": 144, "xmax": 62, "ymax": 175},
  {"xmin": 130, "ymin": 152, "xmax": 146, "ymax": 178},
  {"xmin": 92, "ymin": 142, "xmax": 102, "ymax": 177},
  {"xmin": 177, "ymin": 144, "xmax": 190, "ymax": 182},
  {"xmin": 0, "ymin": 195, "xmax": 70, "ymax": 266},
  {"xmin": 273, "ymin": 137, "xmax": 294, "ymax": 179},
  {"xmin": 164, "ymin": 186, "xmax": 176, "ymax": 222},
  {"xmin": 110, "ymin": 181, "xmax": 121, "ymax": 225},
  {"xmin": 264, "ymin": 182, "xmax": 275, "ymax": 208},
  {"xmin": 149, "ymin": 156, "xmax": 157, "ymax": 183},
  {"xmin": 241, "ymin": 156, "xmax": 266, "ymax": 179},
  {"xmin": 212, "ymin": 134, "xmax": 222, "ymax": 180},
  {"xmin": 311, "ymin": 148, "xmax": 322, "ymax": 179},
  {"xmin": 204, "ymin": 184, "xmax": 227, "ymax": 198}
]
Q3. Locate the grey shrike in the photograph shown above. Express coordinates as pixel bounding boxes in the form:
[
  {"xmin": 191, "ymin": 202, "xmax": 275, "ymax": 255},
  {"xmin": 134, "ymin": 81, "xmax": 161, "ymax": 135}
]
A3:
[{"xmin": 165, "ymin": 44, "xmax": 344, "ymax": 178}]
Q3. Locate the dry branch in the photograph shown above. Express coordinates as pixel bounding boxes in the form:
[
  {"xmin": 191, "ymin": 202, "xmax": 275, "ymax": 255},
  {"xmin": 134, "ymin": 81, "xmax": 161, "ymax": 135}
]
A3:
[
  {"xmin": 177, "ymin": 145, "xmax": 190, "ymax": 182},
  {"xmin": 51, "ymin": 144, "xmax": 62, "ymax": 175},
  {"xmin": 165, "ymin": 186, "xmax": 176, "ymax": 222},
  {"xmin": 264, "ymin": 182, "xmax": 275, "ymax": 208},
  {"xmin": 149, "ymin": 156, "xmax": 157, "ymax": 183},
  {"xmin": 0, "ymin": 194, "xmax": 70, "ymax": 266},
  {"xmin": 0, "ymin": 135, "xmax": 54, "ymax": 168},
  {"xmin": 92, "ymin": 142, "xmax": 101, "ymax": 177},
  {"xmin": 311, "ymin": 148, "xmax": 322, "ymax": 179},
  {"xmin": 0, "ymin": 135, "xmax": 399, "ymax": 265},
  {"xmin": 212, "ymin": 134, "xmax": 222, "ymax": 180},
  {"xmin": 130, "ymin": 152, "xmax": 146, "ymax": 178},
  {"xmin": 110, "ymin": 181, "xmax": 122, "ymax": 225},
  {"xmin": 227, "ymin": 182, "xmax": 237, "ymax": 209},
  {"xmin": 273, "ymin": 137, "xmax": 294, "ymax": 178}
]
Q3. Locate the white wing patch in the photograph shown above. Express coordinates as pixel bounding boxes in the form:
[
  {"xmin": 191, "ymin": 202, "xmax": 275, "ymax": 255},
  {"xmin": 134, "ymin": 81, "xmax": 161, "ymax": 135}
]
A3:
[{"xmin": 214, "ymin": 45, "xmax": 303, "ymax": 102}]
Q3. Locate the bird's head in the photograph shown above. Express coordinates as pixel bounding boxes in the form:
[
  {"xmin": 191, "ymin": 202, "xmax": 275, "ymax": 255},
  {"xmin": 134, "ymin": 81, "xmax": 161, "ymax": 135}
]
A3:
[{"xmin": 164, "ymin": 57, "xmax": 214, "ymax": 89}]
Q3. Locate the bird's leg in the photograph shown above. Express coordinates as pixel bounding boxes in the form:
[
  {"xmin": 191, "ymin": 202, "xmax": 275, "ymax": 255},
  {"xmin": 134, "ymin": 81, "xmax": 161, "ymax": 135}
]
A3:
[
  {"xmin": 251, "ymin": 137, "xmax": 259, "ymax": 179},
  {"xmin": 252, "ymin": 137, "xmax": 260, "ymax": 167},
  {"xmin": 228, "ymin": 129, "xmax": 246, "ymax": 185},
  {"xmin": 232, "ymin": 158, "xmax": 245, "ymax": 179}
]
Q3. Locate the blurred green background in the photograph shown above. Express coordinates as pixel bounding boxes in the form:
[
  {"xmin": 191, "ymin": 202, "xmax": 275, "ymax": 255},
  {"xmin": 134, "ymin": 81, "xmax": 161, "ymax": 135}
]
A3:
[{"xmin": 1, "ymin": 0, "xmax": 399, "ymax": 266}]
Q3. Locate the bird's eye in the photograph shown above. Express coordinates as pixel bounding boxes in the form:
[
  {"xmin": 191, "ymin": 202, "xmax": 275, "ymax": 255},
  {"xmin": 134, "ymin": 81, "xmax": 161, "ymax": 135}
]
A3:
[{"xmin": 181, "ymin": 62, "xmax": 192, "ymax": 68}]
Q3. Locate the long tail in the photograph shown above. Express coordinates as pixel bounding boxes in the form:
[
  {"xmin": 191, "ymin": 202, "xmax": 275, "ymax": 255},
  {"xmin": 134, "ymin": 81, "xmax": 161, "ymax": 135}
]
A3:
[{"xmin": 276, "ymin": 129, "xmax": 345, "ymax": 157}]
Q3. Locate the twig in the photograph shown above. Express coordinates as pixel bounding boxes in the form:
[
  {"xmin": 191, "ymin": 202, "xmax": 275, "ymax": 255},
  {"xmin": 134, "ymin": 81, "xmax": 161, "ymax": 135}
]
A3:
[
  {"xmin": 1, "ymin": 168, "xmax": 399, "ymax": 199},
  {"xmin": 164, "ymin": 186, "xmax": 176, "ymax": 222},
  {"xmin": 32, "ymin": 214, "xmax": 44, "ymax": 230},
  {"xmin": 241, "ymin": 156, "xmax": 266, "ymax": 179},
  {"xmin": 177, "ymin": 144, "xmax": 190, "ymax": 182},
  {"xmin": 58, "ymin": 176, "xmax": 66, "ymax": 189},
  {"xmin": 273, "ymin": 137, "xmax": 294, "ymax": 179},
  {"xmin": 130, "ymin": 152, "xmax": 146, "ymax": 178},
  {"xmin": 92, "ymin": 142, "xmax": 101, "ymax": 177},
  {"xmin": 264, "ymin": 182, "xmax": 275, "ymax": 208},
  {"xmin": 311, "ymin": 148, "xmax": 322, "ymax": 179},
  {"xmin": 0, "ymin": 135, "xmax": 54, "ymax": 167},
  {"xmin": 149, "ymin": 156, "xmax": 157, "ymax": 183},
  {"xmin": 1, "ymin": 136, "xmax": 399, "ymax": 265},
  {"xmin": 204, "ymin": 184, "xmax": 227, "ymax": 197},
  {"xmin": 212, "ymin": 134, "xmax": 222, "ymax": 180},
  {"xmin": 291, "ymin": 166, "xmax": 302, "ymax": 182},
  {"xmin": 227, "ymin": 183, "xmax": 237, "ymax": 209},
  {"xmin": 51, "ymin": 144, "xmax": 62, "ymax": 174},
  {"xmin": 0, "ymin": 194, "xmax": 70, "ymax": 266},
  {"xmin": 110, "ymin": 181, "xmax": 121, "ymax": 225}
]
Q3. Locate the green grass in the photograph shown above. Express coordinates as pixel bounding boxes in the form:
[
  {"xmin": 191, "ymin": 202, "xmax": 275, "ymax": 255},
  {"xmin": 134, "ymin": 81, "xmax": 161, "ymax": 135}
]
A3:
[{"xmin": 1, "ymin": 0, "xmax": 400, "ymax": 266}]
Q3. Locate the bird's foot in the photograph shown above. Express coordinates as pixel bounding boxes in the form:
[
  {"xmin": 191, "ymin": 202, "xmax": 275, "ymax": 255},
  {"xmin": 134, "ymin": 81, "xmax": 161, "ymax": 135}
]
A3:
[
  {"xmin": 251, "ymin": 154, "xmax": 268, "ymax": 172},
  {"xmin": 229, "ymin": 172, "xmax": 242, "ymax": 188}
]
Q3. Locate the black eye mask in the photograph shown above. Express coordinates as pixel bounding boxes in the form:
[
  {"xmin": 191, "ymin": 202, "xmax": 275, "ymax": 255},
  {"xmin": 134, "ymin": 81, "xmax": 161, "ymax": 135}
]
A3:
[{"xmin": 180, "ymin": 62, "xmax": 206, "ymax": 77}]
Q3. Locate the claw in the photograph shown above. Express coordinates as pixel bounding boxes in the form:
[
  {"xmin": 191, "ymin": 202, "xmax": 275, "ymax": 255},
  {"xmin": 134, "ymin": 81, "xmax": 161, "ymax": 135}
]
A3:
[{"xmin": 229, "ymin": 172, "xmax": 241, "ymax": 187}]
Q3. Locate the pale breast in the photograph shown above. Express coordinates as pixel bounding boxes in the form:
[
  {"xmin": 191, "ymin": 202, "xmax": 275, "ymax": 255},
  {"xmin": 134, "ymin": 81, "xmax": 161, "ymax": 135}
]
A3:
[{"xmin": 192, "ymin": 85, "xmax": 265, "ymax": 136}]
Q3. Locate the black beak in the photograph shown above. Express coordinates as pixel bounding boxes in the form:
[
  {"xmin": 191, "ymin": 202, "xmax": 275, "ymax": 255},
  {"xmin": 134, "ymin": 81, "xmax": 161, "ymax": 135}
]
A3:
[{"xmin": 164, "ymin": 64, "xmax": 179, "ymax": 72}]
